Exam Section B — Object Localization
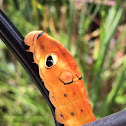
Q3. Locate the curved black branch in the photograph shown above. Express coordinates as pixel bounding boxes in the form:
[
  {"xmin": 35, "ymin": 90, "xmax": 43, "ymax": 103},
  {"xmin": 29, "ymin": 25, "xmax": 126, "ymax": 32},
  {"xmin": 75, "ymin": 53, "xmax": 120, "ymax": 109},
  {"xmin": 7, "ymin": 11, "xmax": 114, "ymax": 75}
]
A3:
[{"xmin": 0, "ymin": 9, "xmax": 63, "ymax": 126}]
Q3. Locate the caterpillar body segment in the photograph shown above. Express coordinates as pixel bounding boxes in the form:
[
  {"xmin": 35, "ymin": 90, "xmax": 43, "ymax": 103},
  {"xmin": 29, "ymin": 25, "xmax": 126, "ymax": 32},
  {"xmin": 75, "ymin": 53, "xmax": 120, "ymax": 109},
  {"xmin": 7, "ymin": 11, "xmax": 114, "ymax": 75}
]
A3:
[{"xmin": 24, "ymin": 31, "xmax": 96, "ymax": 126}]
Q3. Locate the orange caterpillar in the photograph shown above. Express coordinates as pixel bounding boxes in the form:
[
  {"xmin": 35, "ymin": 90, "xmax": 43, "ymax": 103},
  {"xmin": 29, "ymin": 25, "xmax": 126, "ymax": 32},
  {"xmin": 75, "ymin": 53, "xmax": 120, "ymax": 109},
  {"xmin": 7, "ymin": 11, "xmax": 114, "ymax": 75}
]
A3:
[{"xmin": 24, "ymin": 31, "xmax": 96, "ymax": 126}]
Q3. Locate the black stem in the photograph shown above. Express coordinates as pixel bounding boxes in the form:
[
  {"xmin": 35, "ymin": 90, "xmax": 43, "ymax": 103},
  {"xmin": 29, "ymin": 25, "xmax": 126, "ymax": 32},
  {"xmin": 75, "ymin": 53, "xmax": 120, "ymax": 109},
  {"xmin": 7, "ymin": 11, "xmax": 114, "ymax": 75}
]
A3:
[
  {"xmin": 0, "ymin": 9, "xmax": 63, "ymax": 126},
  {"xmin": 84, "ymin": 109, "xmax": 126, "ymax": 126}
]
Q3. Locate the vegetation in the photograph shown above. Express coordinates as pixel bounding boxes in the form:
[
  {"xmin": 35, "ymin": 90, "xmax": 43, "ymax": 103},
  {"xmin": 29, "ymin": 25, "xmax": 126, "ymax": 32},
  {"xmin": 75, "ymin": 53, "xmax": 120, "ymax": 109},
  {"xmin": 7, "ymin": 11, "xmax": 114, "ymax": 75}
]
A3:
[{"xmin": 0, "ymin": 0, "xmax": 126, "ymax": 125}]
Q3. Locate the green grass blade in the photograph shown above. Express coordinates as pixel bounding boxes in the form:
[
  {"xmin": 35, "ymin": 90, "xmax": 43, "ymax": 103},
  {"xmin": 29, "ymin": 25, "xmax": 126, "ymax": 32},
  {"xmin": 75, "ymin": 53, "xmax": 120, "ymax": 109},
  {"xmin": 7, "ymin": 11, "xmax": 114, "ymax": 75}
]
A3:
[
  {"xmin": 102, "ymin": 56, "xmax": 126, "ymax": 116},
  {"xmin": 90, "ymin": 6, "xmax": 124, "ymax": 108},
  {"xmin": 67, "ymin": 0, "xmax": 74, "ymax": 51}
]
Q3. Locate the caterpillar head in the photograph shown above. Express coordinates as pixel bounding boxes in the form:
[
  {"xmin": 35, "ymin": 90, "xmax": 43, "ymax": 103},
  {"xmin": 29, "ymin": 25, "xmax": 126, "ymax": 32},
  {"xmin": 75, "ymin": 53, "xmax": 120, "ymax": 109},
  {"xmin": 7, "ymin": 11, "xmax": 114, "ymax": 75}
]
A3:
[{"xmin": 24, "ymin": 31, "xmax": 44, "ymax": 52}]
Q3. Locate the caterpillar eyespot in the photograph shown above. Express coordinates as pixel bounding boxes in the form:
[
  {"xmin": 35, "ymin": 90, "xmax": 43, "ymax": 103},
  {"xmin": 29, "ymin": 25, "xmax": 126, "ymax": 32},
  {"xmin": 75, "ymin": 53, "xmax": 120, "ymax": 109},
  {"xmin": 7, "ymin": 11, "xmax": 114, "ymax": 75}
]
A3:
[
  {"xmin": 24, "ymin": 30, "xmax": 96, "ymax": 126},
  {"xmin": 45, "ymin": 52, "xmax": 58, "ymax": 69}
]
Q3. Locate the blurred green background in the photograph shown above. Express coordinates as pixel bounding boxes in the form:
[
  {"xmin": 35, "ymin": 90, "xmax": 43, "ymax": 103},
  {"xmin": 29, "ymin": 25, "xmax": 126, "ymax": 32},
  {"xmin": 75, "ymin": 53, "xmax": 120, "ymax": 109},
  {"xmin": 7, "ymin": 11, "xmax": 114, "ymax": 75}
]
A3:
[{"xmin": 0, "ymin": 0, "xmax": 126, "ymax": 126}]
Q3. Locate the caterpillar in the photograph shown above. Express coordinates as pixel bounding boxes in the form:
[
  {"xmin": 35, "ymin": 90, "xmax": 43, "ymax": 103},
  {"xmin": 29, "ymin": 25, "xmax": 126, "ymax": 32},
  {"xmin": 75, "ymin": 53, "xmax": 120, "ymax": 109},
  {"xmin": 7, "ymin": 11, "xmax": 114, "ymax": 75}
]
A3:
[{"xmin": 24, "ymin": 31, "xmax": 96, "ymax": 126}]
